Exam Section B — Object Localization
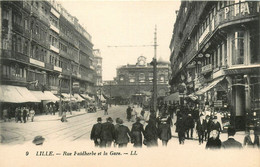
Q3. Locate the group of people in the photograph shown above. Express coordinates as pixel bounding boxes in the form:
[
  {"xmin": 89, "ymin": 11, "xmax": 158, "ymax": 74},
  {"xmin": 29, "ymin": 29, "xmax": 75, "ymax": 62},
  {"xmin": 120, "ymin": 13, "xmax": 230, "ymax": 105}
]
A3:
[
  {"xmin": 90, "ymin": 110, "xmax": 173, "ymax": 148},
  {"xmin": 90, "ymin": 117, "xmax": 134, "ymax": 148},
  {"xmin": 206, "ymin": 124, "xmax": 259, "ymax": 149},
  {"xmin": 14, "ymin": 106, "xmax": 35, "ymax": 123}
]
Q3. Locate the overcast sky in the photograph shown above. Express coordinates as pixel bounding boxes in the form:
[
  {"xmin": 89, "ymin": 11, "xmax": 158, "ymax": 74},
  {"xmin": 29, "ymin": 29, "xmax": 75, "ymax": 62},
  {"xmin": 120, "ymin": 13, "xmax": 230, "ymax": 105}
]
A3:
[{"xmin": 60, "ymin": 0, "xmax": 181, "ymax": 80}]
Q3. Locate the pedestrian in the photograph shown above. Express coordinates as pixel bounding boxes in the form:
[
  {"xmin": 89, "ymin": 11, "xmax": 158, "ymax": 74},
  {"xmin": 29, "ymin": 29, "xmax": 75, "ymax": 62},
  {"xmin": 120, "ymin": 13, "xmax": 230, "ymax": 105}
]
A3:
[
  {"xmin": 3, "ymin": 108, "xmax": 8, "ymax": 122},
  {"xmin": 185, "ymin": 114, "xmax": 194, "ymax": 139},
  {"xmin": 104, "ymin": 103, "xmax": 108, "ymax": 115},
  {"xmin": 196, "ymin": 114, "xmax": 206, "ymax": 145},
  {"xmin": 45, "ymin": 104, "xmax": 49, "ymax": 115},
  {"xmin": 140, "ymin": 108, "xmax": 145, "ymax": 119},
  {"xmin": 115, "ymin": 119, "xmax": 132, "ymax": 148},
  {"xmin": 175, "ymin": 114, "xmax": 185, "ymax": 144},
  {"xmin": 204, "ymin": 115, "xmax": 211, "ymax": 141},
  {"xmin": 210, "ymin": 116, "xmax": 222, "ymax": 139},
  {"xmin": 126, "ymin": 106, "xmax": 132, "ymax": 122},
  {"xmin": 158, "ymin": 116, "xmax": 172, "ymax": 146},
  {"xmin": 90, "ymin": 117, "xmax": 102, "ymax": 147},
  {"xmin": 168, "ymin": 102, "xmax": 174, "ymax": 119},
  {"xmin": 22, "ymin": 107, "xmax": 27, "ymax": 123},
  {"xmin": 131, "ymin": 117, "xmax": 144, "ymax": 147},
  {"xmin": 222, "ymin": 126, "xmax": 242, "ymax": 149},
  {"xmin": 29, "ymin": 107, "xmax": 35, "ymax": 122},
  {"xmin": 15, "ymin": 107, "xmax": 19, "ymax": 122},
  {"xmin": 49, "ymin": 104, "xmax": 53, "ymax": 115},
  {"xmin": 131, "ymin": 106, "xmax": 137, "ymax": 122},
  {"xmin": 205, "ymin": 130, "xmax": 222, "ymax": 149},
  {"xmin": 100, "ymin": 117, "xmax": 115, "ymax": 147},
  {"xmin": 144, "ymin": 119, "xmax": 158, "ymax": 147},
  {"xmin": 243, "ymin": 124, "xmax": 259, "ymax": 148}
]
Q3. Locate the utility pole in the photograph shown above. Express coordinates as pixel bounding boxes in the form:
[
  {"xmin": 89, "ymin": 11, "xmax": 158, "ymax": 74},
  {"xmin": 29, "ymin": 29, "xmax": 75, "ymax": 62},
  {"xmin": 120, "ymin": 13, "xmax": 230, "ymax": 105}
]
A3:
[{"xmin": 153, "ymin": 25, "xmax": 158, "ymax": 114}]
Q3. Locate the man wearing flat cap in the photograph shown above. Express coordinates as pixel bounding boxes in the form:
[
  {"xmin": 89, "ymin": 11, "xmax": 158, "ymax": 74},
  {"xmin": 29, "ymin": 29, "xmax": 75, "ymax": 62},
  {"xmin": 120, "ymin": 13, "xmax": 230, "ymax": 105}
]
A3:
[
  {"xmin": 90, "ymin": 117, "xmax": 102, "ymax": 147},
  {"xmin": 100, "ymin": 117, "xmax": 115, "ymax": 147}
]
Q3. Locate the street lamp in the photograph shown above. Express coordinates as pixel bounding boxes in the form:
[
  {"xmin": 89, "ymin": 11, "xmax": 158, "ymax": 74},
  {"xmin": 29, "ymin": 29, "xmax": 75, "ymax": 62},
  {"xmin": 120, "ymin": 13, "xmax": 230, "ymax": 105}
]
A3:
[{"xmin": 58, "ymin": 73, "xmax": 62, "ymax": 116}]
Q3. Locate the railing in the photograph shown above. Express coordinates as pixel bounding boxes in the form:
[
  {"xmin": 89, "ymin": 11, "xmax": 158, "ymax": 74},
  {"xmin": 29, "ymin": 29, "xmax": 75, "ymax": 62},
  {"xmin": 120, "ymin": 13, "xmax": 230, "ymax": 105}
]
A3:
[
  {"xmin": 45, "ymin": 63, "xmax": 54, "ymax": 70},
  {"xmin": 1, "ymin": 75, "xmax": 27, "ymax": 83},
  {"xmin": 0, "ymin": 49, "xmax": 29, "ymax": 63},
  {"xmin": 38, "ymin": 12, "xmax": 50, "ymax": 26}
]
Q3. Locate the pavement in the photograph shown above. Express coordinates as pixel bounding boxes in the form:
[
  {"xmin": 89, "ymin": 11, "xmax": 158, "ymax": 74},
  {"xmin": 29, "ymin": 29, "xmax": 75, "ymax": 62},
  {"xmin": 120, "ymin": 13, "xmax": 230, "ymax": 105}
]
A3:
[{"xmin": 0, "ymin": 108, "xmax": 88, "ymax": 123}]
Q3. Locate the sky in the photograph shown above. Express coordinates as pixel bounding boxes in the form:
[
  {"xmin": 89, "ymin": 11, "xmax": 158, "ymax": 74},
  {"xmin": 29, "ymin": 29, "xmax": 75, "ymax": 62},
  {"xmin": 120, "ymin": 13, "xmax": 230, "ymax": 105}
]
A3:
[{"xmin": 60, "ymin": 0, "xmax": 181, "ymax": 80}]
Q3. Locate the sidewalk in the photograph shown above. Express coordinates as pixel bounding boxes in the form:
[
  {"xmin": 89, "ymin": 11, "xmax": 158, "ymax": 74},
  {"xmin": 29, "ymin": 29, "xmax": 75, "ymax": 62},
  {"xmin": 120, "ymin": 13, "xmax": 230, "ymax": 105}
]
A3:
[{"xmin": 0, "ymin": 108, "xmax": 88, "ymax": 123}]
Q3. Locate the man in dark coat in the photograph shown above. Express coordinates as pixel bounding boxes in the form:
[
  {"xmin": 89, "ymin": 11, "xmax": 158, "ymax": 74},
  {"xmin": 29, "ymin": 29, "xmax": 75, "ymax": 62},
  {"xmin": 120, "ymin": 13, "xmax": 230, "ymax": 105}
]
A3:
[
  {"xmin": 22, "ymin": 107, "xmax": 27, "ymax": 123},
  {"xmin": 100, "ymin": 117, "xmax": 115, "ymax": 147},
  {"xmin": 158, "ymin": 117, "xmax": 172, "ymax": 146},
  {"xmin": 115, "ymin": 119, "xmax": 132, "ymax": 148},
  {"xmin": 90, "ymin": 117, "xmax": 102, "ymax": 147},
  {"xmin": 204, "ymin": 115, "xmax": 212, "ymax": 141},
  {"xmin": 126, "ymin": 106, "xmax": 132, "ymax": 122},
  {"xmin": 175, "ymin": 114, "xmax": 185, "ymax": 144},
  {"xmin": 206, "ymin": 130, "xmax": 222, "ymax": 149},
  {"xmin": 222, "ymin": 126, "xmax": 242, "ymax": 149},
  {"xmin": 144, "ymin": 119, "xmax": 158, "ymax": 147},
  {"xmin": 196, "ymin": 114, "xmax": 206, "ymax": 144},
  {"xmin": 185, "ymin": 114, "xmax": 194, "ymax": 139},
  {"xmin": 131, "ymin": 117, "xmax": 144, "ymax": 147}
]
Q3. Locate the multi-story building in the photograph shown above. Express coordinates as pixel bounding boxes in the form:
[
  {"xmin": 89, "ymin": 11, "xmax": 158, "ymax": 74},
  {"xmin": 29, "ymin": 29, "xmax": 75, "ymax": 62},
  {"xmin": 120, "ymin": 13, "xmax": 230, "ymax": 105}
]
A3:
[
  {"xmin": 103, "ymin": 56, "xmax": 170, "ymax": 105},
  {"xmin": 0, "ymin": 1, "xmax": 96, "ymax": 111},
  {"xmin": 169, "ymin": 1, "xmax": 260, "ymax": 130},
  {"xmin": 93, "ymin": 49, "xmax": 103, "ymax": 100},
  {"xmin": 93, "ymin": 49, "xmax": 102, "ymax": 87}
]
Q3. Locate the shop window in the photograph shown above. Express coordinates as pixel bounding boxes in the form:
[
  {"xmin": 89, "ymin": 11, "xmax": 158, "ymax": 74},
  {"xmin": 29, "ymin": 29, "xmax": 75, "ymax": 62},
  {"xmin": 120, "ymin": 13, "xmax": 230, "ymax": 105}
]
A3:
[{"xmin": 231, "ymin": 31, "xmax": 245, "ymax": 65}]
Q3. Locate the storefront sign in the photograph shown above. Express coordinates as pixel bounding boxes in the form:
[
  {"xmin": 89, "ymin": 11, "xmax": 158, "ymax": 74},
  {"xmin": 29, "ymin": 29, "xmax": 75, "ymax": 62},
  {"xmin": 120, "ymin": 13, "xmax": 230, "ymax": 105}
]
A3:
[
  {"xmin": 224, "ymin": 2, "xmax": 250, "ymax": 20},
  {"xmin": 214, "ymin": 100, "xmax": 223, "ymax": 107},
  {"xmin": 29, "ymin": 58, "xmax": 45, "ymax": 67}
]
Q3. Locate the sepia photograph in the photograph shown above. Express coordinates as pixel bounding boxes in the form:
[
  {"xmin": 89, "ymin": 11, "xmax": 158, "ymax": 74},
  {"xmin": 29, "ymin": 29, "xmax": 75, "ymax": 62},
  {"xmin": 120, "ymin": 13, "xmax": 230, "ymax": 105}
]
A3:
[{"xmin": 0, "ymin": 0, "xmax": 259, "ymax": 166}]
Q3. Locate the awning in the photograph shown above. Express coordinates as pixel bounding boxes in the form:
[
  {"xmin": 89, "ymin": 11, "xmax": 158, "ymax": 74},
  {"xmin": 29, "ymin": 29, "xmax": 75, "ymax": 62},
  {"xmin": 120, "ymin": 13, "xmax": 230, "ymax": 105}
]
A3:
[
  {"xmin": 0, "ymin": 85, "xmax": 40, "ymax": 103},
  {"xmin": 164, "ymin": 92, "xmax": 180, "ymax": 102},
  {"xmin": 195, "ymin": 77, "xmax": 225, "ymax": 95},
  {"xmin": 73, "ymin": 93, "xmax": 85, "ymax": 102},
  {"xmin": 61, "ymin": 93, "xmax": 77, "ymax": 101},
  {"xmin": 80, "ymin": 94, "xmax": 94, "ymax": 101},
  {"xmin": 30, "ymin": 91, "xmax": 59, "ymax": 101}
]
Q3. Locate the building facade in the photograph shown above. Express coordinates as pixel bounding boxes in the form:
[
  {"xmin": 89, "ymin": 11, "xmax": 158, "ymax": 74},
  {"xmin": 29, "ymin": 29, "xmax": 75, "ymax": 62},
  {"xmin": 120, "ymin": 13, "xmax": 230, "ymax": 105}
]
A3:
[
  {"xmin": 0, "ymin": 1, "xmax": 96, "ymax": 100},
  {"xmin": 169, "ymin": 1, "xmax": 260, "ymax": 130},
  {"xmin": 103, "ymin": 56, "xmax": 170, "ymax": 105},
  {"xmin": 93, "ymin": 49, "xmax": 103, "ymax": 100}
]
